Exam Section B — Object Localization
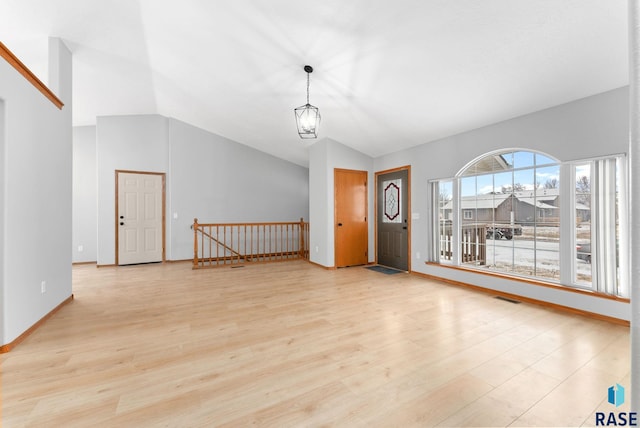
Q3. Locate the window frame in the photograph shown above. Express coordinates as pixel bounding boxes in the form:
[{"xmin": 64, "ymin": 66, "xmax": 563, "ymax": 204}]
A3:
[{"xmin": 429, "ymin": 150, "xmax": 627, "ymax": 297}]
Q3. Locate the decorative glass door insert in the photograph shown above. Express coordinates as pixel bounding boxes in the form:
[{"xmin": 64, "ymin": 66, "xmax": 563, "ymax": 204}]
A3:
[{"xmin": 383, "ymin": 179, "xmax": 401, "ymax": 223}]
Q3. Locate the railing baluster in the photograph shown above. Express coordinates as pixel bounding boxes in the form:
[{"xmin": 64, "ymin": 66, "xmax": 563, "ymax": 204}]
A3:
[
  {"xmin": 228, "ymin": 225, "xmax": 232, "ymax": 264},
  {"xmin": 238, "ymin": 225, "xmax": 242, "ymax": 264},
  {"xmin": 215, "ymin": 225, "xmax": 219, "ymax": 267},
  {"xmin": 268, "ymin": 225, "xmax": 272, "ymax": 262},
  {"xmin": 263, "ymin": 224, "xmax": 266, "ymax": 262},
  {"xmin": 230, "ymin": 225, "xmax": 234, "ymax": 264},
  {"xmin": 201, "ymin": 225, "xmax": 206, "ymax": 267},
  {"xmin": 278, "ymin": 224, "xmax": 282, "ymax": 261},
  {"xmin": 299, "ymin": 218, "xmax": 303, "ymax": 259},
  {"xmin": 206, "ymin": 225, "xmax": 210, "ymax": 267},
  {"xmin": 279, "ymin": 224, "xmax": 282, "ymax": 260}
]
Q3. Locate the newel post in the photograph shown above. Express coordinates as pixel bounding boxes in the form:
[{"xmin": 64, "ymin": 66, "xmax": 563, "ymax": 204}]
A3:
[{"xmin": 193, "ymin": 218, "xmax": 199, "ymax": 269}]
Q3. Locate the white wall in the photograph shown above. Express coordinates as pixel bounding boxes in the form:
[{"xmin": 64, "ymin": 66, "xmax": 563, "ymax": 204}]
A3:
[
  {"xmin": 0, "ymin": 100, "xmax": 5, "ymax": 341},
  {"xmin": 168, "ymin": 118, "xmax": 309, "ymax": 260},
  {"xmin": 309, "ymin": 140, "xmax": 330, "ymax": 266},
  {"xmin": 373, "ymin": 87, "xmax": 630, "ymax": 320},
  {"xmin": 0, "ymin": 38, "xmax": 72, "ymax": 345},
  {"xmin": 309, "ymin": 138, "xmax": 374, "ymax": 267},
  {"xmin": 73, "ymin": 126, "xmax": 97, "ymax": 262},
  {"xmin": 96, "ymin": 115, "xmax": 169, "ymax": 265},
  {"xmin": 92, "ymin": 115, "xmax": 309, "ymax": 264}
]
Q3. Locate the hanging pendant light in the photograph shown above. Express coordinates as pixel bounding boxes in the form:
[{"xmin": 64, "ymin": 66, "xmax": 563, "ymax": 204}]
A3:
[{"xmin": 294, "ymin": 65, "xmax": 321, "ymax": 139}]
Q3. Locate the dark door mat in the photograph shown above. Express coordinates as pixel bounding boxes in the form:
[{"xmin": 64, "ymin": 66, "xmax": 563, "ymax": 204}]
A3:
[{"xmin": 365, "ymin": 265, "xmax": 404, "ymax": 275}]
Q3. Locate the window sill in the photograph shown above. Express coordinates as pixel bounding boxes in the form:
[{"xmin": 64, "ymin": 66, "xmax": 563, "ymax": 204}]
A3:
[{"xmin": 424, "ymin": 261, "xmax": 629, "ymax": 303}]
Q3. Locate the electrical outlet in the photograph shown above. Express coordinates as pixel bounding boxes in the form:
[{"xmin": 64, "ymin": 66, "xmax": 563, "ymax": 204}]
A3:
[
  {"xmin": 41, "ymin": 281, "xmax": 46, "ymax": 293},
  {"xmin": 315, "ymin": 246, "xmax": 319, "ymax": 253},
  {"xmin": 416, "ymin": 251, "xmax": 421, "ymax": 259},
  {"xmin": 78, "ymin": 245, "xmax": 84, "ymax": 252}
]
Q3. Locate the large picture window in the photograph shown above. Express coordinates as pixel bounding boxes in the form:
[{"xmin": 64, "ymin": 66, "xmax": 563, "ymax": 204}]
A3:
[{"xmin": 430, "ymin": 150, "xmax": 627, "ymax": 297}]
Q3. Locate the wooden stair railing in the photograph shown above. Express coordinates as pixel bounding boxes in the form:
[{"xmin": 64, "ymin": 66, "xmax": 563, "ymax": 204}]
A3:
[
  {"xmin": 193, "ymin": 218, "xmax": 310, "ymax": 269},
  {"xmin": 0, "ymin": 42, "xmax": 64, "ymax": 109}
]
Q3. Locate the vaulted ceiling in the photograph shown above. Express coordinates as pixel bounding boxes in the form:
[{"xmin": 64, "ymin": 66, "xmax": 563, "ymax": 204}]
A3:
[{"xmin": 0, "ymin": 0, "xmax": 628, "ymax": 166}]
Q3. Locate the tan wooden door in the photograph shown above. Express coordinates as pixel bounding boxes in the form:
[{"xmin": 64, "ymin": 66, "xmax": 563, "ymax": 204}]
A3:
[
  {"xmin": 117, "ymin": 171, "xmax": 164, "ymax": 265},
  {"xmin": 334, "ymin": 169, "xmax": 368, "ymax": 267}
]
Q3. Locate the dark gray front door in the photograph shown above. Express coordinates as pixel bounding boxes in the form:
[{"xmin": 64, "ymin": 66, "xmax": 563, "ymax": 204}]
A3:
[{"xmin": 377, "ymin": 168, "xmax": 409, "ymax": 271}]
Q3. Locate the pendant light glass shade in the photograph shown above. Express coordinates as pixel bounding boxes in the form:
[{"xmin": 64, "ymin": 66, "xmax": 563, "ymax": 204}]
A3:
[
  {"xmin": 294, "ymin": 103, "xmax": 320, "ymax": 138},
  {"xmin": 294, "ymin": 65, "xmax": 320, "ymax": 139}
]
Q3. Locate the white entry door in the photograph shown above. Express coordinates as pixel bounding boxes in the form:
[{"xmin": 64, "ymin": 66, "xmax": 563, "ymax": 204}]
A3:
[{"xmin": 117, "ymin": 171, "xmax": 164, "ymax": 265}]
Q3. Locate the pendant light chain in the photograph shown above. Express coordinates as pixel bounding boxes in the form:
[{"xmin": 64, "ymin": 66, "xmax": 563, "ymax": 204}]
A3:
[{"xmin": 306, "ymin": 71, "xmax": 310, "ymax": 105}]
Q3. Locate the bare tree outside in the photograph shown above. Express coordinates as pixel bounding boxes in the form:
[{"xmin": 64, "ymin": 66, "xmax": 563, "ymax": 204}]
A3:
[
  {"xmin": 439, "ymin": 191, "xmax": 452, "ymax": 203},
  {"xmin": 576, "ymin": 175, "xmax": 591, "ymax": 207},
  {"xmin": 501, "ymin": 183, "xmax": 526, "ymax": 193}
]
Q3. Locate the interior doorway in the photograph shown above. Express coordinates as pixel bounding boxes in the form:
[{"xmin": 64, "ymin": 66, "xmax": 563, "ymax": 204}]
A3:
[
  {"xmin": 116, "ymin": 170, "xmax": 165, "ymax": 265},
  {"xmin": 376, "ymin": 166, "xmax": 410, "ymax": 271},
  {"xmin": 334, "ymin": 168, "xmax": 368, "ymax": 267}
]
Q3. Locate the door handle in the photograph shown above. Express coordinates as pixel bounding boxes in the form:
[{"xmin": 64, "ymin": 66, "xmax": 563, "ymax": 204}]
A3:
[
  {"xmin": 120, "ymin": 222, "xmax": 124, "ymax": 226},
  {"xmin": 338, "ymin": 223, "xmax": 343, "ymax": 226},
  {"xmin": 120, "ymin": 215, "xmax": 124, "ymax": 219},
  {"xmin": 403, "ymin": 226, "xmax": 407, "ymax": 230}
]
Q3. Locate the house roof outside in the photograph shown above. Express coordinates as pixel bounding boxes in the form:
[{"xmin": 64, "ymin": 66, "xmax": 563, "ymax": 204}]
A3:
[
  {"xmin": 444, "ymin": 194, "xmax": 509, "ymax": 211},
  {"xmin": 444, "ymin": 188, "xmax": 563, "ymax": 211},
  {"xmin": 517, "ymin": 198, "xmax": 559, "ymax": 210}
]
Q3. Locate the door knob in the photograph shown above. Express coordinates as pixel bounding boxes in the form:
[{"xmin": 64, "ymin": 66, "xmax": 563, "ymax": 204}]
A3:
[
  {"xmin": 120, "ymin": 215, "xmax": 124, "ymax": 219},
  {"xmin": 338, "ymin": 223, "xmax": 343, "ymax": 226},
  {"xmin": 120, "ymin": 222, "xmax": 124, "ymax": 226}
]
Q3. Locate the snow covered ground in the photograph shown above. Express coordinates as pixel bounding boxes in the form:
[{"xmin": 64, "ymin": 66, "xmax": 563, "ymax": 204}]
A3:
[{"xmin": 479, "ymin": 238, "xmax": 592, "ymax": 282}]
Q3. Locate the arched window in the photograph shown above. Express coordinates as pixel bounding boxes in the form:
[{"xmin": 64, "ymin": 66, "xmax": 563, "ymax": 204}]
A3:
[{"xmin": 430, "ymin": 149, "xmax": 627, "ymax": 296}]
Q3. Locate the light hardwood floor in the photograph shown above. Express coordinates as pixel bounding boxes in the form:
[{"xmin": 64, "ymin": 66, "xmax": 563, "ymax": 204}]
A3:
[{"xmin": 1, "ymin": 261, "xmax": 631, "ymax": 427}]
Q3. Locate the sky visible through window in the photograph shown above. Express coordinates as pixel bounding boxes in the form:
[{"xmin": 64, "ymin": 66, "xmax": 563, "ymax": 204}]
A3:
[{"xmin": 460, "ymin": 151, "xmax": 559, "ymax": 196}]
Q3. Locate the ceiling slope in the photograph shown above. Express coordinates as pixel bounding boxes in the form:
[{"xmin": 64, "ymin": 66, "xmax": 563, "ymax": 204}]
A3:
[{"xmin": 0, "ymin": 0, "xmax": 628, "ymax": 166}]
